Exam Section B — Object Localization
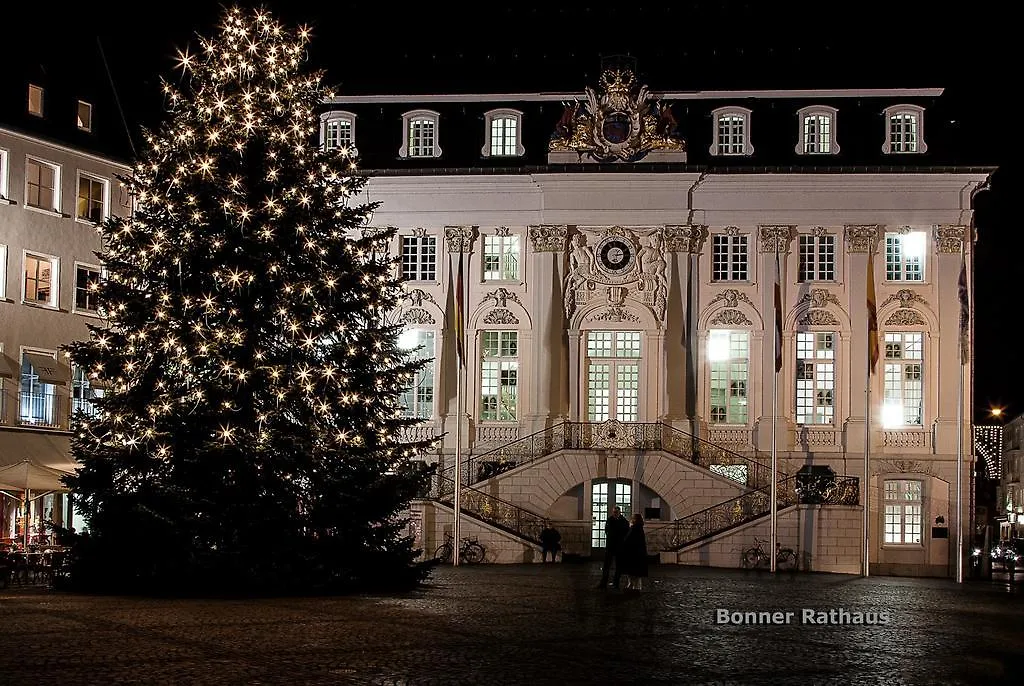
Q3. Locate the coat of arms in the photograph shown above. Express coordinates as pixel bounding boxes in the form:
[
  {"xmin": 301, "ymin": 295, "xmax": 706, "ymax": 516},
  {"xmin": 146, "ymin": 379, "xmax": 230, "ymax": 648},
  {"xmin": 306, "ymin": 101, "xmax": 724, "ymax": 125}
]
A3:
[{"xmin": 549, "ymin": 69, "xmax": 686, "ymax": 163}]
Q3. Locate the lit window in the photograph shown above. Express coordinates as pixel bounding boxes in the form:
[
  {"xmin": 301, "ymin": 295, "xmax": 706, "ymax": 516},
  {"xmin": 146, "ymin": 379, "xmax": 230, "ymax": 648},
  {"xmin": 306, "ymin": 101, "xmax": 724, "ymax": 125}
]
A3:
[
  {"xmin": 882, "ymin": 104, "xmax": 927, "ymax": 154},
  {"xmin": 25, "ymin": 157, "xmax": 60, "ymax": 212},
  {"xmin": 0, "ymin": 244, "xmax": 7, "ymax": 300},
  {"xmin": 795, "ymin": 332, "xmax": 835, "ymax": 425},
  {"xmin": 400, "ymin": 235, "xmax": 436, "ymax": 281},
  {"xmin": 23, "ymin": 252, "xmax": 58, "ymax": 307},
  {"xmin": 712, "ymin": 233, "xmax": 748, "ymax": 281},
  {"xmin": 0, "ymin": 148, "xmax": 9, "ymax": 200},
  {"xmin": 72, "ymin": 365, "xmax": 103, "ymax": 418},
  {"xmin": 884, "ymin": 479, "xmax": 923, "ymax": 545},
  {"xmin": 483, "ymin": 233, "xmax": 520, "ymax": 281},
  {"xmin": 798, "ymin": 233, "xmax": 835, "ymax": 282},
  {"xmin": 320, "ymin": 111, "xmax": 356, "ymax": 151},
  {"xmin": 709, "ymin": 107, "xmax": 753, "ymax": 156},
  {"xmin": 885, "ymin": 231, "xmax": 926, "ymax": 281},
  {"xmin": 28, "ymin": 84, "xmax": 44, "ymax": 117},
  {"xmin": 77, "ymin": 101, "xmax": 93, "ymax": 132},
  {"xmin": 74, "ymin": 264, "xmax": 101, "ymax": 313},
  {"xmin": 482, "ymin": 109, "xmax": 525, "ymax": 157},
  {"xmin": 20, "ymin": 350, "xmax": 65, "ymax": 427},
  {"xmin": 398, "ymin": 329, "xmax": 436, "ymax": 420},
  {"xmin": 400, "ymin": 110, "xmax": 442, "ymax": 158},
  {"xmin": 481, "ymin": 331, "xmax": 518, "ymax": 421},
  {"xmin": 883, "ymin": 332, "xmax": 923, "ymax": 427},
  {"xmin": 797, "ymin": 106, "xmax": 839, "ymax": 155},
  {"xmin": 77, "ymin": 173, "xmax": 108, "ymax": 223},
  {"xmin": 709, "ymin": 330, "xmax": 749, "ymax": 424},
  {"xmin": 586, "ymin": 331, "xmax": 642, "ymax": 422}
]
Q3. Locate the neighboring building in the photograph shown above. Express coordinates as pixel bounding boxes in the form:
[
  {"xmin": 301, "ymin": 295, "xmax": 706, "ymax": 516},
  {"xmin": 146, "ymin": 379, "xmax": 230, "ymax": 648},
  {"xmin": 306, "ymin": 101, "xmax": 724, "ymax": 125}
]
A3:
[
  {"xmin": 325, "ymin": 63, "xmax": 994, "ymax": 577},
  {"xmin": 0, "ymin": 70, "xmax": 132, "ymax": 544},
  {"xmin": 998, "ymin": 416, "xmax": 1023, "ymax": 539}
]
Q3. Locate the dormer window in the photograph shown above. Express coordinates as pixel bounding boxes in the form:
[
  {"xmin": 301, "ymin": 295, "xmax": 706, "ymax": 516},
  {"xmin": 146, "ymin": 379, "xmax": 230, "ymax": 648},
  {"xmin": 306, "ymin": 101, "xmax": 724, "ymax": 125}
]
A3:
[
  {"xmin": 399, "ymin": 110, "xmax": 442, "ymax": 159},
  {"xmin": 796, "ymin": 106, "xmax": 839, "ymax": 155},
  {"xmin": 709, "ymin": 106, "xmax": 753, "ymax": 156},
  {"xmin": 320, "ymin": 111, "xmax": 356, "ymax": 152},
  {"xmin": 482, "ymin": 109, "xmax": 525, "ymax": 157},
  {"xmin": 883, "ymin": 104, "xmax": 927, "ymax": 154},
  {"xmin": 28, "ymin": 84, "xmax": 44, "ymax": 117},
  {"xmin": 77, "ymin": 101, "xmax": 93, "ymax": 132}
]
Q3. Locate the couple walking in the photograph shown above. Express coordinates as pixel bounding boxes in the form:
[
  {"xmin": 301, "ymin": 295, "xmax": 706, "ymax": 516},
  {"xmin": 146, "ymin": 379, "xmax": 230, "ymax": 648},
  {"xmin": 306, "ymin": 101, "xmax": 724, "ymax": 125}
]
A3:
[{"xmin": 597, "ymin": 507, "xmax": 648, "ymax": 591}]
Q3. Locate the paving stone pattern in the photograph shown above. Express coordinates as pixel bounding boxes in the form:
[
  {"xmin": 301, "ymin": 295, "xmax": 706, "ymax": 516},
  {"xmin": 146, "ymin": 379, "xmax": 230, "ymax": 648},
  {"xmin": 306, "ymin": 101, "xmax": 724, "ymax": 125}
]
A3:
[{"xmin": 2, "ymin": 564, "xmax": 1023, "ymax": 685}]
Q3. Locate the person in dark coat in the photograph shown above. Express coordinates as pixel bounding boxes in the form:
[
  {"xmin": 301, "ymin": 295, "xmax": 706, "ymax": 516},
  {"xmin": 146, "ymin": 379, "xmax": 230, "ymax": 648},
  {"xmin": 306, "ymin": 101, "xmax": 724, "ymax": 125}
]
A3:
[
  {"xmin": 598, "ymin": 506, "xmax": 630, "ymax": 588},
  {"xmin": 540, "ymin": 521, "xmax": 561, "ymax": 562},
  {"xmin": 619, "ymin": 513, "xmax": 649, "ymax": 591}
]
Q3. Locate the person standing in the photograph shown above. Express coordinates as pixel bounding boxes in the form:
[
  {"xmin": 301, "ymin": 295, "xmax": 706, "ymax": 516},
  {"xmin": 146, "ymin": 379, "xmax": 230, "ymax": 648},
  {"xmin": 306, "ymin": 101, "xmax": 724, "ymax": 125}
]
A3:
[
  {"xmin": 540, "ymin": 521, "xmax": 562, "ymax": 563},
  {"xmin": 598, "ymin": 506, "xmax": 630, "ymax": 589},
  {"xmin": 620, "ymin": 513, "xmax": 649, "ymax": 591}
]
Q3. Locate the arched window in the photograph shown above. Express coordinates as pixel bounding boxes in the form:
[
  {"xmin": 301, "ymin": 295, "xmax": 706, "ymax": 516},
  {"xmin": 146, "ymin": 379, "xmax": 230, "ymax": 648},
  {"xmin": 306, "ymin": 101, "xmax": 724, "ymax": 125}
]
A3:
[
  {"xmin": 796, "ymin": 106, "xmax": 839, "ymax": 155},
  {"xmin": 400, "ymin": 110, "xmax": 443, "ymax": 158},
  {"xmin": 882, "ymin": 104, "xmax": 927, "ymax": 154},
  {"xmin": 482, "ymin": 109, "xmax": 525, "ymax": 157},
  {"xmin": 709, "ymin": 106, "xmax": 753, "ymax": 156}
]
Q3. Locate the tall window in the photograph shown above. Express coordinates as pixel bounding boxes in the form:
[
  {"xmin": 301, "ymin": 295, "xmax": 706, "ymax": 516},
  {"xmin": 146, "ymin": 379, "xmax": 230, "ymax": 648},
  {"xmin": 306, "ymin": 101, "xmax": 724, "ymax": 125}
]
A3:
[
  {"xmin": 75, "ymin": 264, "xmax": 101, "ymax": 313},
  {"xmin": 483, "ymin": 233, "xmax": 520, "ymax": 281},
  {"xmin": 710, "ymin": 107, "xmax": 753, "ymax": 156},
  {"xmin": 795, "ymin": 332, "xmax": 835, "ymax": 425},
  {"xmin": 400, "ymin": 110, "xmax": 442, "ymax": 158},
  {"xmin": 798, "ymin": 234, "xmax": 835, "ymax": 282},
  {"xmin": 71, "ymin": 365, "xmax": 102, "ymax": 417},
  {"xmin": 0, "ymin": 148, "xmax": 9, "ymax": 200},
  {"xmin": 586, "ymin": 331, "xmax": 642, "ymax": 423},
  {"xmin": 882, "ymin": 332, "xmax": 923, "ymax": 427},
  {"xmin": 480, "ymin": 331, "xmax": 518, "ymax": 421},
  {"xmin": 24, "ymin": 253, "xmax": 57, "ymax": 306},
  {"xmin": 797, "ymin": 107, "xmax": 839, "ymax": 155},
  {"xmin": 77, "ymin": 174, "xmax": 107, "ymax": 223},
  {"xmin": 398, "ymin": 329, "xmax": 435, "ymax": 420},
  {"xmin": 712, "ymin": 233, "xmax": 748, "ymax": 281},
  {"xmin": 400, "ymin": 235, "xmax": 436, "ymax": 281},
  {"xmin": 324, "ymin": 119, "xmax": 353, "ymax": 150},
  {"xmin": 26, "ymin": 158, "xmax": 58, "ymax": 212},
  {"xmin": 20, "ymin": 353, "xmax": 57, "ymax": 427},
  {"xmin": 483, "ymin": 109, "xmax": 524, "ymax": 157},
  {"xmin": 885, "ymin": 231, "xmax": 926, "ymax": 281},
  {"xmin": 883, "ymin": 105, "xmax": 926, "ymax": 154},
  {"xmin": 77, "ymin": 101, "xmax": 93, "ymax": 132},
  {"xmin": 28, "ymin": 84, "xmax": 44, "ymax": 116},
  {"xmin": 708, "ymin": 330, "xmax": 749, "ymax": 424},
  {"xmin": 884, "ymin": 479, "xmax": 923, "ymax": 545}
]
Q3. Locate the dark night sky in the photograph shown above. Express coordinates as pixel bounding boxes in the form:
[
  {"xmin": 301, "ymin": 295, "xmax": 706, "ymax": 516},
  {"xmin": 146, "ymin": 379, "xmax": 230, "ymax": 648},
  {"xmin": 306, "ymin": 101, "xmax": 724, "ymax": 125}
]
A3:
[{"xmin": 5, "ymin": 1, "xmax": 1017, "ymax": 423}]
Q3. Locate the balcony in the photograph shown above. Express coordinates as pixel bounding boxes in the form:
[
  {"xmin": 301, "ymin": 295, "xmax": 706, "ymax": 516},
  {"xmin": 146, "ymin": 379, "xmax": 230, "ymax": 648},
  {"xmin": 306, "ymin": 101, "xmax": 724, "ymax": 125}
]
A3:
[{"xmin": 0, "ymin": 387, "xmax": 91, "ymax": 431}]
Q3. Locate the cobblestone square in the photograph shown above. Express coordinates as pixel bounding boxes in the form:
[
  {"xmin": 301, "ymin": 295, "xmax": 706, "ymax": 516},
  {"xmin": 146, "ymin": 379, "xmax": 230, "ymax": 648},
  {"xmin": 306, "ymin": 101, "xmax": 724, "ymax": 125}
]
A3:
[{"xmin": 2, "ymin": 564, "xmax": 1023, "ymax": 685}]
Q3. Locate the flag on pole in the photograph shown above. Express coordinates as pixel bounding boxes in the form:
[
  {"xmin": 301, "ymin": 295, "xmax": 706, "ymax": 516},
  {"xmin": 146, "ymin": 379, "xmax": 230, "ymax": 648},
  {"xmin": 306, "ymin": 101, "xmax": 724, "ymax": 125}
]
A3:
[
  {"xmin": 455, "ymin": 251, "xmax": 466, "ymax": 368},
  {"xmin": 958, "ymin": 252, "xmax": 969, "ymax": 365},
  {"xmin": 774, "ymin": 251, "xmax": 783, "ymax": 374},
  {"xmin": 867, "ymin": 248, "xmax": 879, "ymax": 374}
]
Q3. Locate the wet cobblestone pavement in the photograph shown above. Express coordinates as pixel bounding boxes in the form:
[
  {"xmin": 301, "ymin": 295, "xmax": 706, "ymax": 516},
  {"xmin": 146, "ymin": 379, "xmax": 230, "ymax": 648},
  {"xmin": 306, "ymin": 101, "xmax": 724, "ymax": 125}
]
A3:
[{"xmin": 2, "ymin": 563, "xmax": 1023, "ymax": 685}]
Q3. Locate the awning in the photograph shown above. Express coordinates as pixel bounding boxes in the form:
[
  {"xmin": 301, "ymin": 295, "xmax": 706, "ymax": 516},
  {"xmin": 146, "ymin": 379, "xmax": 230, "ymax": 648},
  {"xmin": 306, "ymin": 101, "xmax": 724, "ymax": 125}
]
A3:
[
  {"xmin": 0, "ymin": 430, "xmax": 77, "ymax": 473},
  {"xmin": 0, "ymin": 460, "xmax": 73, "ymax": 493},
  {"xmin": 23, "ymin": 351, "xmax": 71, "ymax": 386},
  {"xmin": 0, "ymin": 354, "xmax": 20, "ymax": 379}
]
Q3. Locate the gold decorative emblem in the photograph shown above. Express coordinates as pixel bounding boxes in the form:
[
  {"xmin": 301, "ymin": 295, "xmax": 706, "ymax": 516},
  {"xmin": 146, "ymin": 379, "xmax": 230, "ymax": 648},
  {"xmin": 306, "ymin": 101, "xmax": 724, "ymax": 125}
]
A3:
[{"xmin": 549, "ymin": 68, "xmax": 686, "ymax": 162}]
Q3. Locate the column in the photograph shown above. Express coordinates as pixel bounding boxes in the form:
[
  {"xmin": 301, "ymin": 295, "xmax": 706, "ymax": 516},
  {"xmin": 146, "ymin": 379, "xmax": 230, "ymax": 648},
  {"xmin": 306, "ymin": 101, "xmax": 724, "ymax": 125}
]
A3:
[
  {"xmin": 843, "ymin": 224, "xmax": 880, "ymax": 454},
  {"xmin": 933, "ymin": 225, "xmax": 968, "ymax": 450},
  {"xmin": 441, "ymin": 226, "xmax": 477, "ymax": 458},
  {"xmin": 662, "ymin": 224, "xmax": 707, "ymax": 434},
  {"xmin": 755, "ymin": 225, "xmax": 794, "ymax": 452},
  {"xmin": 526, "ymin": 225, "xmax": 569, "ymax": 434}
]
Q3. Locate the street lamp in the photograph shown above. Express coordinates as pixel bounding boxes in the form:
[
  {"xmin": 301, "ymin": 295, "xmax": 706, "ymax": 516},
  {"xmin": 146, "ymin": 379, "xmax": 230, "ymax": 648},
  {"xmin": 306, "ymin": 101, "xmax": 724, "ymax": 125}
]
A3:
[{"xmin": 990, "ymin": 407, "xmax": 1005, "ymax": 422}]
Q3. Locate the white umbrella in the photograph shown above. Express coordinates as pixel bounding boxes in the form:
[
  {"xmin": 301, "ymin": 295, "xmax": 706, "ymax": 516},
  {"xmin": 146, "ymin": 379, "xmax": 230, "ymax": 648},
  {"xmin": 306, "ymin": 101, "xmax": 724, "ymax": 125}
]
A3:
[{"xmin": 0, "ymin": 460, "xmax": 73, "ymax": 548}]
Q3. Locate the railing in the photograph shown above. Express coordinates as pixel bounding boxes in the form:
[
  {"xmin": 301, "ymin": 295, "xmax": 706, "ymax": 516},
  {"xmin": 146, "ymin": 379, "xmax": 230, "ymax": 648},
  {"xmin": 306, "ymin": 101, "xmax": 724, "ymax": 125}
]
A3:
[
  {"xmin": 11, "ymin": 390, "xmax": 68, "ymax": 429},
  {"xmin": 430, "ymin": 474, "xmax": 546, "ymax": 545},
  {"xmin": 647, "ymin": 475, "xmax": 860, "ymax": 552}
]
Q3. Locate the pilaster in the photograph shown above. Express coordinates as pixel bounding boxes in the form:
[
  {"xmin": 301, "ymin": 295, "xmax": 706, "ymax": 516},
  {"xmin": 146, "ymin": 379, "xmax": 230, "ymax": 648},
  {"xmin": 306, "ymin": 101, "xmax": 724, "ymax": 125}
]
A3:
[
  {"xmin": 842, "ymin": 224, "xmax": 880, "ymax": 454},
  {"xmin": 755, "ymin": 225, "xmax": 794, "ymax": 452},
  {"xmin": 662, "ymin": 224, "xmax": 707, "ymax": 433},
  {"xmin": 526, "ymin": 225, "xmax": 569, "ymax": 433}
]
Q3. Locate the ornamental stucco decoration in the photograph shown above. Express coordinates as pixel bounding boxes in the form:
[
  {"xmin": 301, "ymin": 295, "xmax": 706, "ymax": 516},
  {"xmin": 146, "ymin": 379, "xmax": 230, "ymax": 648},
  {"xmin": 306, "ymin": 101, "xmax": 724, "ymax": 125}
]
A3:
[
  {"xmin": 758, "ymin": 225, "xmax": 794, "ymax": 254},
  {"xmin": 483, "ymin": 308, "xmax": 520, "ymax": 325},
  {"xmin": 710, "ymin": 289, "xmax": 753, "ymax": 309},
  {"xmin": 528, "ymin": 225, "xmax": 568, "ymax": 252},
  {"xmin": 845, "ymin": 225, "xmax": 880, "ymax": 253},
  {"xmin": 664, "ymin": 224, "xmax": 708, "ymax": 253},
  {"xmin": 935, "ymin": 225, "xmax": 967, "ymax": 254},
  {"xmin": 590, "ymin": 307, "xmax": 641, "ymax": 323},
  {"xmin": 798, "ymin": 288, "xmax": 841, "ymax": 309},
  {"xmin": 444, "ymin": 225, "xmax": 478, "ymax": 253},
  {"xmin": 881, "ymin": 289, "xmax": 928, "ymax": 309},
  {"xmin": 884, "ymin": 309, "xmax": 926, "ymax": 326},
  {"xmin": 402, "ymin": 308, "xmax": 436, "ymax": 325},
  {"xmin": 710, "ymin": 309, "xmax": 752, "ymax": 326},
  {"xmin": 484, "ymin": 287, "xmax": 520, "ymax": 309},
  {"xmin": 494, "ymin": 226, "xmax": 512, "ymax": 237},
  {"xmin": 404, "ymin": 288, "xmax": 436, "ymax": 308},
  {"xmin": 798, "ymin": 310, "xmax": 839, "ymax": 326}
]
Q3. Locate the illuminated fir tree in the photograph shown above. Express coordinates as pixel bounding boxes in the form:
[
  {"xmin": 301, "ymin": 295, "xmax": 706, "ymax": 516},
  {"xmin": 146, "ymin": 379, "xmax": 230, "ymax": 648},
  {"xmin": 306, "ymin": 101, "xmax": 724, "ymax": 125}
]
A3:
[{"xmin": 64, "ymin": 6, "xmax": 432, "ymax": 593}]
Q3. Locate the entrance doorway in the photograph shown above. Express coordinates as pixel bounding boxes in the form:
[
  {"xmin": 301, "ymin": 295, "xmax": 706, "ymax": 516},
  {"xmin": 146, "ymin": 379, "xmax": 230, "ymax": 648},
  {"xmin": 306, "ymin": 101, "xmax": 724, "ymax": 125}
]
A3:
[
  {"xmin": 591, "ymin": 479, "xmax": 632, "ymax": 549},
  {"xmin": 585, "ymin": 331, "xmax": 641, "ymax": 422}
]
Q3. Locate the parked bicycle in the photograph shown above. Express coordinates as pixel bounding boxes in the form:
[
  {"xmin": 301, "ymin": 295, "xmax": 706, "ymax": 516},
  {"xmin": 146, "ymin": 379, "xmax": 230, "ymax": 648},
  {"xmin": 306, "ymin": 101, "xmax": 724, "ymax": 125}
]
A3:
[
  {"xmin": 742, "ymin": 537, "xmax": 797, "ymax": 570},
  {"xmin": 434, "ymin": 533, "xmax": 486, "ymax": 564}
]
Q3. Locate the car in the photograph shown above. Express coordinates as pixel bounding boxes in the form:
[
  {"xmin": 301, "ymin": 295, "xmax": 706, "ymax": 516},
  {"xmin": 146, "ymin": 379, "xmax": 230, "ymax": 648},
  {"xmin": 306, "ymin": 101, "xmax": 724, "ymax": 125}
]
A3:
[{"xmin": 989, "ymin": 539, "xmax": 1024, "ymax": 574}]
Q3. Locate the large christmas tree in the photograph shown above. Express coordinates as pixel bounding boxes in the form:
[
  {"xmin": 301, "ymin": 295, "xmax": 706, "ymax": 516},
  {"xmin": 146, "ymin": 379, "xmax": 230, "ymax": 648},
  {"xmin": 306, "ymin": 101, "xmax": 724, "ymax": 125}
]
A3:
[{"xmin": 64, "ymin": 7, "xmax": 433, "ymax": 593}]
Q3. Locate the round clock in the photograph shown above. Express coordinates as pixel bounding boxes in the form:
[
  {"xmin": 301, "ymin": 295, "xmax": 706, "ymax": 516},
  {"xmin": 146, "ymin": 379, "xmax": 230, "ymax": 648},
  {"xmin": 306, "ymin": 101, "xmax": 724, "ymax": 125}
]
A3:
[{"xmin": 597, "ymin": 237, "xmax": 635, "ymax": 275}]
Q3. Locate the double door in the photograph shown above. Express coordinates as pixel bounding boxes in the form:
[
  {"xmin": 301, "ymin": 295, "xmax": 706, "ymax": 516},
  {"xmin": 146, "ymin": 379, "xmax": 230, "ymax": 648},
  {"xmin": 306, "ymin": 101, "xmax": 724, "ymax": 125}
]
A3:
[{"xmin": 591, "ymin": 479, "xmax": 632, "ymax": 550}]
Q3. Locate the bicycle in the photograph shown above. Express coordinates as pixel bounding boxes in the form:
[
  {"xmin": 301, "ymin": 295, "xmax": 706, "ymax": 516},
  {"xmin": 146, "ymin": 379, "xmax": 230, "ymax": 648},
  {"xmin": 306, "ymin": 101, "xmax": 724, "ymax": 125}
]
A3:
[
  {"xmin": 742, "ymin": 537, "xmax": 797, "ymax": 570},
  {"xmin": 433, "ymin": 533, "xmax": 486, "ymax": 564}
]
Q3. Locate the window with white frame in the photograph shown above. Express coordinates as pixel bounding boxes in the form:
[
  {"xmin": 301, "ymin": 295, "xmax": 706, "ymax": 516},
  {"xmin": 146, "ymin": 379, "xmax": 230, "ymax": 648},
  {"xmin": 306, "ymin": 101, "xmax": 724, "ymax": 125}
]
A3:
[
  {"xmin": 480, "ymin": 330, "xmax": 518, "ymax": 421},
  {"xmin": 71, "ymin": 364, "xmax": 102, "ymax": 417},
  {"xmin": 798, "ymin": 233, "xmax": 836, "ymax": 281},
  {"xmin": 25, "ymin": 157, "xmax": 59, "ymax": 212},
  {"xmin": 882, "ymin": 104, "xmax": 927, "ymax": 154},
  {"xmin": 708, "ymin": 329, "xmax": 749, "ymax": 424},
  {"xmin": 0, "ymin": 244, "xmax": 7, "ymax": 300},
  {"xmin": 0, "ymin": 148, "xmax": 9, "ymax": 200},
  {"xmin": 74, "ymin": 264, "xmax": 101, "ymax": 314},
  {"xmin": 885, "ymin": 231, "xmax": 926, "ymax": 281},
  {"xmin": 397, "ymin": 329, "xmax": 436, "ymax": 420},
  {"xmin": 20, "ymin": 350, "xmax": 58, "ymax": 427},
  {"xmin": 882, "ymin": 332, "xmax": 923, "ymax": 428},
  {"xmin": 28, "ymin": 84, "xmax": 44, "ymax": 117},
  {"xmin": 482, "ymin": 109, "xmax": 525, "ymax": 157},
  {"xmin": 400, "ymin": 235, "xmax": 436, "ymax": 281},
  {"xmin": 23, "ymin": 252, "xmax": 58, "ymax": 307},
  {"xmin": 483, "ymin": 232, "xmax": 520, "ymax": 281},
  {"xmin": 320, "ymin": 111, "xmax": 355, "ymax": 151},
  {"xmin": 709, "ymin": 107, "xmax": 753, "ymax": 156},
  {"xmin": 884, "ymin": 479, "xmax": 923, "ymax": 545},
  {"xmin": 77, "ymin": 173, "xmax": 108, "ymax": 223},
  {"xmin": 796, "ymin": 106, "xmax": 839, "ymax": 155},
  {"xmin": 400, "ymin": 110, "xmax": 442, "ymax": 158},
  {"xmin": 586, "ymin": 331, "xmax": 642, "ymax": 422},
  {"xmin": 712, "ymin": 232, "xmax": 748, "ymax": 281},
  {"xmin": 795, "ymin": 332, "xmax": 835, "ymax": 425},
  {"xmin": 77, "ymin": 101, "xmax": 93, "ymax": 132}
]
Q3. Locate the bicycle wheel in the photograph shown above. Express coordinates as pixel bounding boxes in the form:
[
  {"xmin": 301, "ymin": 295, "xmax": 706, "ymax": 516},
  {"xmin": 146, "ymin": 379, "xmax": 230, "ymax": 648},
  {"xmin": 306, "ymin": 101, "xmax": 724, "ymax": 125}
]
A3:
[
  {"xmin": 434, "ymin": 542, "xmax": 453, "ymax": 563},
  {"xmin": 777, "ymin": 549, "xmax": 797, "ymax": 570},
  {"xmin": 461, "ymin": 542, "xmax": 485, "ymax": 565},
  {"xmin": 742, "ymin": 548, "xmax": 763, "ymax": 569}
]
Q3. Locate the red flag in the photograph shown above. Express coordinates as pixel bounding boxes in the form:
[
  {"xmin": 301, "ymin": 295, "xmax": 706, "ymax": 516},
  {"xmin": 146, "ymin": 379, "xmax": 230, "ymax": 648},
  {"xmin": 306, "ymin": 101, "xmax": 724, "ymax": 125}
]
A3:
[
  {"xmin": 774, "ymin": 251, "xmax": 783, "ymax": 374},
  {"xmin": 958, "ymin": 253, "xmax": 969, "ymax": 365},
  {"xmin": 455, "ymin": 251, "xmax": 465, "ymax": 368},
  {"xmin": 867, "ymin": 249, "xmax": 879, "ymax": 374}
]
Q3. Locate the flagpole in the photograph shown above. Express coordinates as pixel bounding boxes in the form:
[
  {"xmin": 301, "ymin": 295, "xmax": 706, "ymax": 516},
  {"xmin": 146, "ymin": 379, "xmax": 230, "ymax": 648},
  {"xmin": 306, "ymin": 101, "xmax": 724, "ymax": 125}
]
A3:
[
  {"xmin": 452, "ymin": 251, "xmax": 464, "ymax": 567},
  {"xmin": 863, "ymin": 246, "xmax": 876, "ymax": 578},
  {"xmin": 955, "ymin": 243, "xmax": 967, "ymax": 584},
  {"xmin": 770, "ymin": 247, "xmax": 780, "ymax": 573}
]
